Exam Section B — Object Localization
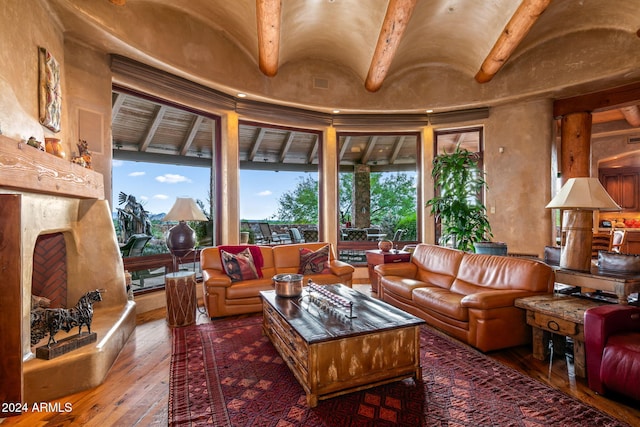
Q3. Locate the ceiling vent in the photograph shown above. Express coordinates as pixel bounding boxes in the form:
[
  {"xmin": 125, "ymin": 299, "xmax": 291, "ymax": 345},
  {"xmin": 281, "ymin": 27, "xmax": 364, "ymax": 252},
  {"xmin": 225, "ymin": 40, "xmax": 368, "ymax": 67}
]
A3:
[{"xmin": 313, "ymin": 77, "xmax": 329, "ymax": 90}]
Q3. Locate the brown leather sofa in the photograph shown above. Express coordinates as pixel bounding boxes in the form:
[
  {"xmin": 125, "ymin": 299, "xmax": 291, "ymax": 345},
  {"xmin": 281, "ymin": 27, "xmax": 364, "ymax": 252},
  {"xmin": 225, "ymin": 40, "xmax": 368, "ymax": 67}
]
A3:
[
  {"xmin": 201, "ymin": 242, "xmax": 354, "ymax": 317},
  {"xmin": 374, "ymin": 243, "xmax": 554, "ymax": 352}
]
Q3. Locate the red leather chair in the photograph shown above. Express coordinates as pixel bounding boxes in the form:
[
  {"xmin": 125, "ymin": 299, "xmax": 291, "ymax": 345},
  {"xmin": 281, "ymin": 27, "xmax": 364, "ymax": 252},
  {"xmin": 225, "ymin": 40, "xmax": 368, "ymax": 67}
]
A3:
[{"xmin": 584, "ymin": 305, "xmax": 640, "ymax": 401}]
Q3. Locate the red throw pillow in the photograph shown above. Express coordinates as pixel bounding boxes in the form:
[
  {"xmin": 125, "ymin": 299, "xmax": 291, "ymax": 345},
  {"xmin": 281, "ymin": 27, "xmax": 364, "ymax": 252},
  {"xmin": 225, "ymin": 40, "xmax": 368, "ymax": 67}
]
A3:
[
  {"xmin": 220, "ymin": 248, "xmax": 259, "ymax": 282},
  {"xmin": 299, "ymin": 245, "xmax": 331, "ymax": 275}
]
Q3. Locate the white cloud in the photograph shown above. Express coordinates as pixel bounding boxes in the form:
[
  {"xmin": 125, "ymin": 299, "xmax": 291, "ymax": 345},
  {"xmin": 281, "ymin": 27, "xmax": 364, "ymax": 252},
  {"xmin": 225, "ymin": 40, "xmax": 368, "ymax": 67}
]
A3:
[
  {"xmin": 155, "ymin": 174, "xmax": 192, "ymax": 184},
  {"xmin": 112, "ymin": 160, "xmax": 123, "ymax": 167},
  {"xmin": 140, "ymin": 195, "xmax": 149, "ymax": 202},
  {"xmin": 153, "ymin": 194, "xmax": 170, "ymax": 200},
  {"xmin": 128, "ymin": 171, "xmax": 145, "ymax": 177},
  {"xmin": 257, "ymin": 190, "xmax": 272, "ymax": 196}
]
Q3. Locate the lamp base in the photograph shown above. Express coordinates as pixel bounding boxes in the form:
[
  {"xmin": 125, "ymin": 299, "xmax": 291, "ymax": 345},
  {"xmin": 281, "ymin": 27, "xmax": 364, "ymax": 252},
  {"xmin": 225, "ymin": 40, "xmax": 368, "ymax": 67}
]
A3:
[
  {"xmin": 560, "ymin": 210, "xmax": 593, "ymax": 272},
  {"xmin": 166, "ymin": 221, "xmax": 196, "ymax": 258}
]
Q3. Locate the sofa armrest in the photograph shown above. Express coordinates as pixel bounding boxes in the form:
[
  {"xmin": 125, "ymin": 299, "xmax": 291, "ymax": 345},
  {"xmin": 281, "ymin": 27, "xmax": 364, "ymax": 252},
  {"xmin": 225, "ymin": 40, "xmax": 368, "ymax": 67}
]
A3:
[
  {"xmin": 202, "ymin": 268, "xmax": 233, "ymax": 287},
  {"xmin": 374, "ymin": 262, "xmax": 418, "ymax": 279},
  {"xmin": 584, "ymin": 305, "xmax": 640, "ymax": 394},
  {"xmin": 461, "ymin": 290, "xmax": 542, "ymax": 310},
  {"xmin": 329, "ymin": 259, "xmax": 355, "ymax": 276}
]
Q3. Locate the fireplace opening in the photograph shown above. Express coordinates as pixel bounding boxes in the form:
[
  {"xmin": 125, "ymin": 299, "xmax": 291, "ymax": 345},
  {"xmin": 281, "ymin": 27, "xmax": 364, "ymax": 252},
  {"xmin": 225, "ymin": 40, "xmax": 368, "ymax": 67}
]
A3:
[{"xmin": 31, "ymin": 232, "xmax": 68, "ymax": 310}]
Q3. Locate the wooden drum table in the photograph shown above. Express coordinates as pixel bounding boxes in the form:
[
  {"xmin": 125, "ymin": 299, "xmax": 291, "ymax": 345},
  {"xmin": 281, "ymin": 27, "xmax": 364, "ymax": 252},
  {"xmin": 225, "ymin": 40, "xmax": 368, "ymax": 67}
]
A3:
[{"xmin": 165, "ymin": 271, "xmax": 197, "ymax": 327}]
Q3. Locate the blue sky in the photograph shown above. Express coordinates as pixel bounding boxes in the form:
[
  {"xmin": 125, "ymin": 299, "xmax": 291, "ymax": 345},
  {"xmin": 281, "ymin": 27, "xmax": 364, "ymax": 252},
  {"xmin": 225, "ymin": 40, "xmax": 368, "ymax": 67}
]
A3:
[{"xmin": 112, "ymin": 160, "xmax": 311, "ymax": 219}]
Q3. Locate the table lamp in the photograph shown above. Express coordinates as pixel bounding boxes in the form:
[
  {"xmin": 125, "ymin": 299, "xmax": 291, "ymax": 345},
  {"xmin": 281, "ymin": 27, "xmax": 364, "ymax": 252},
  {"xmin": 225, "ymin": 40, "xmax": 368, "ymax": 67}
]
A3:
[
  {"xmin": 545, "ymin": 177, "xmax": 620, "ymax": 271},
  {"xmin": 163, "ymin": 197, "xmax": 208, "ymax": 269}
]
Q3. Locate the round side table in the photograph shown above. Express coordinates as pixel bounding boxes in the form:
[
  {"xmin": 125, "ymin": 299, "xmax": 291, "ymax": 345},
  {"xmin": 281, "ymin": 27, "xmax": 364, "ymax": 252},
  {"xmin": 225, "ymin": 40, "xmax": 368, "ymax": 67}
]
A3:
[{"xmin": 165, "ymin": 271, "xmax": 196, "ymax": 327}]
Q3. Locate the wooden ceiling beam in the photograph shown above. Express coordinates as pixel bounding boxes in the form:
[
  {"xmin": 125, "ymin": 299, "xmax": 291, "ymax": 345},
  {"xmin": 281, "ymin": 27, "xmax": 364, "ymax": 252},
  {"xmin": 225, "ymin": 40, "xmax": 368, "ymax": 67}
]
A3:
[
  {"xmin": 620, "ymin": 105, "xmax": 640, "ymax": 127},
  {"xmin": 554, "ymin": 82, "xmax": 640, "ymax": 118},
  {"xmin": 307, "ymin": 135, "xmax": 318, "ymax": 164},
  {"xmin": 339, "ymin": 136, "xmax": 352, "ymax": 163},
  {"xmin": 389, "ymin": 136, "xmax": 406, "ymax": 164},
  {"xmin": 179, "ymin": 115, "xmax": 203, "ymax": 156},
  {"xmin": 475, "ymin": 0, "xmax": 551, "ymax": 83},
  {"xmin": 279, "ymin": 132, "xmax": 295, "ymax": 162},
  {"xmin": 361, "ymin": 136, "xmax": 379, "ymax": 164},
  {"xmin": 248, "ymin": 127, "xmax": 266, "ymax": 161},
  {"xmin": 139, "ymin": 105, "xmax": 166, "ymax": 152},
  {"xmin": 111, "ymin": 93, "xmax": 125, "ymax": 123},
  {"xmin": 365, "ymin": 0, "xmax": 417, "ymax": 92},
  {"xmin": 256, "ymin": 0, "xmax": 282, "ymax": 77}
]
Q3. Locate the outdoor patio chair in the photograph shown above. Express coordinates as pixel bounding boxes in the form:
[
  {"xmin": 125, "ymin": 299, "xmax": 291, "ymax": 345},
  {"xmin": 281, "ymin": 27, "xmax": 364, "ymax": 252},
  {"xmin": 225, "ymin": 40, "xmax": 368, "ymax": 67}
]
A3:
[
  {"xmin": 345, "ymin": 229, "xmax": 367, "ymax": 241},
  {"xmin": 119, "ymin": 234, "xmax": 152, "ymax": 257},
  {"xmin": 289, "ymin": 227, "xmax": 304, "ymax": 243},
  {"xmin": 391, "ymin": 229, "xmax": 405, "ymax": 242},
  {"xmin": 302, "ymin": 229, "xmax": 319, "ymax": 242},
  {"xmin": 258, "ymin": 222, "xmax": 285, "ymax": 244}
]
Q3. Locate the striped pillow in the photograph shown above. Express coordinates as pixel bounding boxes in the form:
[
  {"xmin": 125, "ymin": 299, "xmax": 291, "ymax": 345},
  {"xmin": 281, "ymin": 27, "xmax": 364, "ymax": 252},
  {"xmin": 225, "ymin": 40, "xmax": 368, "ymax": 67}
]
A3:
[{"xmin": 298, "ymin": 245, "xmax": 331, "ymax": 275}]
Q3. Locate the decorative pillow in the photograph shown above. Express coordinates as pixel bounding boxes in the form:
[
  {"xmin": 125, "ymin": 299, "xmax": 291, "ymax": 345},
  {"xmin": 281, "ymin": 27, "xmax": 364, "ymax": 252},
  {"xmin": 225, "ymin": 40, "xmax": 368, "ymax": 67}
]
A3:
[
  {"xmin": 220, "ymin": 248, "xmax": 259, "ymax": 282},
  {"xmin": 299, "ymin": 245, "xmax": 331, "ymax": 275}
]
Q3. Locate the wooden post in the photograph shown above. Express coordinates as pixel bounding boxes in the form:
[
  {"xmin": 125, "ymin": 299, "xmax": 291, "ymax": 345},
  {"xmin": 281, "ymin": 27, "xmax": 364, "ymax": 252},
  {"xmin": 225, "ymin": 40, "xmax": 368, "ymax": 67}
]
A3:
[
  {"xmin": 559, "ymin": 112, "xmax": 593, "ymax": 271},
  {"xmin": 560, "ymin": 112, "xmax": 591, "ymax": 180},
  {"xmin": 0, "ymin": 195, "xmax": 23, "ymax": 415}
]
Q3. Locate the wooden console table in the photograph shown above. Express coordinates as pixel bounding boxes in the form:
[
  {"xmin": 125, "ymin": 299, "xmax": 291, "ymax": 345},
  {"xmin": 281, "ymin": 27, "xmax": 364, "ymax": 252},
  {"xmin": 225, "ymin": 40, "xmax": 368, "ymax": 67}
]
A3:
[
  {"xmin": 515, "ymin": 294, "xmax": 606, "ymax": 378},
  {"xmin": 554, "ymin": 267, "xmax": 640, "ymax": 304},
  {"xmin": 366, "ymin": 249, "xmax": 411, "ymax": 294}
]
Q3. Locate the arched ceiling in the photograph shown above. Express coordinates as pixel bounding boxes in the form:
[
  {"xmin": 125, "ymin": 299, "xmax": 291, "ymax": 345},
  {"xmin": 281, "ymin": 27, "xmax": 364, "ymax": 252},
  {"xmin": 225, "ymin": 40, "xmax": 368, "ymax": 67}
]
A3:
[{"xmin": 48, "ymin": 0, "xmax": 640, "ymax": 114}]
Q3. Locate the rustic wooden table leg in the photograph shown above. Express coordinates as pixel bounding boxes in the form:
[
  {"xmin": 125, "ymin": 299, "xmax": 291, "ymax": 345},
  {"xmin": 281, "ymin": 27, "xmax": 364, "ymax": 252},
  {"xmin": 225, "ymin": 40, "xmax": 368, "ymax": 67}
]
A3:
[
  {"xmin": 573, "ymin": 340, "xmax": 586, "ymax": 378},
  {"xmin": 531, "ymin": 327, "xmax": 550, "ymax": 361}
]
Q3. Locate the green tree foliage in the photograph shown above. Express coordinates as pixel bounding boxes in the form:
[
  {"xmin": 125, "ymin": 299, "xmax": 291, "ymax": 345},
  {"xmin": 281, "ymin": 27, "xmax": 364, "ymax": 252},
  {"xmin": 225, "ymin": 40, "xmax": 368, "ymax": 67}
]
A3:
[
  {"xmin": 276, "ymin": 171, "xmax": 417, "ymax": 238},
  {"xmin": 275, "ymin": 175, "xmax": 319, "ymax": 223}
]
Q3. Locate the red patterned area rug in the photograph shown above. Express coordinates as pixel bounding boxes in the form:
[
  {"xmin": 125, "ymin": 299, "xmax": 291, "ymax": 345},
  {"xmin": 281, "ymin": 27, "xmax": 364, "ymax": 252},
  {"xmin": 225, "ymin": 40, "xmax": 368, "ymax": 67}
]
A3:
[{"xmin": 169, "ymin": 315, "xmax": 628, "ymax": 426}]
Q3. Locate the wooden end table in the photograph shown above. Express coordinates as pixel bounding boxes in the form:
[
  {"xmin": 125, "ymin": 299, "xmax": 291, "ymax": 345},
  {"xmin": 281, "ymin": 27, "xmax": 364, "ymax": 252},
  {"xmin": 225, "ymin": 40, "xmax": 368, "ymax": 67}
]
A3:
[
  {"xmin": 554, "ymin": 267, "xmax": 640, "ymax": 304},
  {"xmin": 515, "ymin": 294, "xmax": 607, "ymax": 378},
  {"xmin": 366, "ymin": 249, "xmax": 411, "ymax": 294}
]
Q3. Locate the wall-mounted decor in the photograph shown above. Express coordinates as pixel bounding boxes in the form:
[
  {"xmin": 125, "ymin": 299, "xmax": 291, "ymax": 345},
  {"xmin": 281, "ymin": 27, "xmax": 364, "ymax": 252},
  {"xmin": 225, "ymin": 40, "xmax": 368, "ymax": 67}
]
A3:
[{"xmin": 38, "ymin": 47, "xmax": 61, "ymax": 133}]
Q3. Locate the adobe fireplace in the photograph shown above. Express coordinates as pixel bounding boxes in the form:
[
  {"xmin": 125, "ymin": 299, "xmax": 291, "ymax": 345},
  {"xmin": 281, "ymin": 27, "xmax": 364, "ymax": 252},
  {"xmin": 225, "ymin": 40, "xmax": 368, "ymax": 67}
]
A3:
[{"xmin": 0, "ymin": 135, "xmax": 136, "ymax": 409}]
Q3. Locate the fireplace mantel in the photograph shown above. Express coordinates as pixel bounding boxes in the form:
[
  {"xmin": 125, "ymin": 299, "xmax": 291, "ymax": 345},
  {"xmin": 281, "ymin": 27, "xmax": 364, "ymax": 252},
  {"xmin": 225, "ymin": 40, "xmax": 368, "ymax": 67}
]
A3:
[{"xmin": 0, "ymin": 135, "xmax": 104, "ymax": 199}]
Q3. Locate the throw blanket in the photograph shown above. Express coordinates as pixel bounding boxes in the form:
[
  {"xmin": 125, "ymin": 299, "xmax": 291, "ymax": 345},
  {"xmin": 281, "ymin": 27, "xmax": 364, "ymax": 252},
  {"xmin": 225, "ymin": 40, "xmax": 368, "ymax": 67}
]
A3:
[{"xmin": 218, "ymin": 245, "xmax": 264, "ymax": 278}]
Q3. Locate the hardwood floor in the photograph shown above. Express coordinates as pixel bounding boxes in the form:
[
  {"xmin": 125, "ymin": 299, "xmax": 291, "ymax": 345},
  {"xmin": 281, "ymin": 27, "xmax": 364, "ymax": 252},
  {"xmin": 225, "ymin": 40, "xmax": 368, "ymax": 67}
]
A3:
[{"xmin": 2, "ymin": 285, "xmax": 639, "ymax": 426}]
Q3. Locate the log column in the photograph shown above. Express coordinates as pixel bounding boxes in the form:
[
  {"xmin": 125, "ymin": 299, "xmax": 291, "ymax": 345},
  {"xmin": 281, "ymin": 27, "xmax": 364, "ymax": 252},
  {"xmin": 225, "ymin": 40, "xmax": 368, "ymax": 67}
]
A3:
[
  {"xmin": 560, "ymin": 112, "xmax": 591, "ymax": 180},
  {"xmin": 559, "ymin": 112, "xmax": 593, "ymax": 271}
]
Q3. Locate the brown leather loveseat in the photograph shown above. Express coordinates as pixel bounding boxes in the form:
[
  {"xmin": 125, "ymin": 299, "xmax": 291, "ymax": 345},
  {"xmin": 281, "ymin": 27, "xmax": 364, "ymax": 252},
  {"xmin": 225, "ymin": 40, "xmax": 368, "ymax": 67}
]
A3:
[
  {"xmin": 375, "ymin": 243, "xmax": 554, "ymax": 352},
  {"xmin": 201, "ymin": 242, "xmax": 354, "ymax": 318}
]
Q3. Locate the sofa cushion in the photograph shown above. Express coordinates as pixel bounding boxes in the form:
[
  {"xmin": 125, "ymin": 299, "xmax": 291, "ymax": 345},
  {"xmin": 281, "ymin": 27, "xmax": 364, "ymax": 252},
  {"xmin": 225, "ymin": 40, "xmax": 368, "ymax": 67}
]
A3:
[
  {"xmin": 451, "ymin": 253, "xmax": 553, "ymax": 295},
  {"xmin": 220, "ymin": 248, "xmax": 259, "ymax": 282},
  {"xmin": 412, "ymin": 244, "xmax": 464, "ymax": 289},
  {"xmin": 381, "ymin": 276, "xmax": 429, "ymax": 300},
  {"xmin": 413, "ymin": 287, "xmax": 468, "ymax": 321},
  {"xmin": 299, "ymin": 245, "xmax": 331, "ymax": 274}
]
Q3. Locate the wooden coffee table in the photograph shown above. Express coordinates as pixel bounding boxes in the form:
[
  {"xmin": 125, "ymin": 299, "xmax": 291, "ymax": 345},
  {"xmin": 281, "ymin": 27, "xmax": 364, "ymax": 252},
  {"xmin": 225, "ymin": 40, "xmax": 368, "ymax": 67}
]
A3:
[{"xmin": 260, "ymin": 284, "xmax": 425, "ymax": 407}]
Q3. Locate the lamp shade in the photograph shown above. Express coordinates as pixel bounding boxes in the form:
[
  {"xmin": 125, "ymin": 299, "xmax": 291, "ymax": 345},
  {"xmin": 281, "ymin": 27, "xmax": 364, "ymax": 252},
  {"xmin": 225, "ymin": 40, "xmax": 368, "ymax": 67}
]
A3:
[
  {"xmin": 163, "ymin": 197, "xmax": 208, "ymax": 222},
  {"xmin": 545, "ymin": 177, "xmax": 621, "ymax": 211},
  {"xmin": 163, "ymin": 197, "xmax": 208, "ymax": 259}
]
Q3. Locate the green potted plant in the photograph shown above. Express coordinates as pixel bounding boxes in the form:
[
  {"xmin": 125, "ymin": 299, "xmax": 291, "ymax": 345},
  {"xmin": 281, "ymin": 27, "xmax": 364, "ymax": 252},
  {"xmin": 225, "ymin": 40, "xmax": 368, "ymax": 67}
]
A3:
[{"xmin": 426, "ymin": 144, "xmax": 499, "ymax": 253}]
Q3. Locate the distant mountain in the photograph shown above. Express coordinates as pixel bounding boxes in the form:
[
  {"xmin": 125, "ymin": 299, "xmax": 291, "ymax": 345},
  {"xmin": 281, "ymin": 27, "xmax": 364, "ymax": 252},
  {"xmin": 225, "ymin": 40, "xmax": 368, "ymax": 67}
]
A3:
[{"xmin": 150, "ymin": 213, "xmax": 166, "ymax": 221}]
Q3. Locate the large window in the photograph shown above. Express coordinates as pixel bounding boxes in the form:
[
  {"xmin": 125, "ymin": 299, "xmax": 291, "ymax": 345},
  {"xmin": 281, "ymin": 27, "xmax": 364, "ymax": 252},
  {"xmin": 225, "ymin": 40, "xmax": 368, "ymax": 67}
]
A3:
[
  {"xmin": 433, "ymin": 127, "xmax": 484, "ymax": 246},
  {"xmin": 238, "ymin": 122, "xmax": 321, "ymax": 245},
  {"xmin": 337, "ymin": 132, "xmax": 419, "ymax": 263}
]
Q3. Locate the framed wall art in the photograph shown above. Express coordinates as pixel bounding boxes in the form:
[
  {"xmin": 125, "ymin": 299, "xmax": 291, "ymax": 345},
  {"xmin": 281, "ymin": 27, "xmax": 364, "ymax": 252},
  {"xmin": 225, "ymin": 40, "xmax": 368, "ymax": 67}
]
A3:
[{"xmin": 38, "ymin": 47, "xmax": 62, "ymax": 133}]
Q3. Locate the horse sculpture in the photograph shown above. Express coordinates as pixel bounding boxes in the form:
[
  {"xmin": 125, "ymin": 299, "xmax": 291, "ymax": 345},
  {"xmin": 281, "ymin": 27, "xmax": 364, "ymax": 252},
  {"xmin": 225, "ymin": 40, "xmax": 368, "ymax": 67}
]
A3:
[{"xmin": 30, "ymin": 289, "xmax": 104, "ymax": 347}]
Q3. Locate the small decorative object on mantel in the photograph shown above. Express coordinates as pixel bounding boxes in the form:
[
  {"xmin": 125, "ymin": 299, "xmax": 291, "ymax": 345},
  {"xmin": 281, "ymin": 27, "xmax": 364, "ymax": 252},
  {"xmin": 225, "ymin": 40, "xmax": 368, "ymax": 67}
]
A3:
[
  {"xmin": 26, "ymin": 136, "xmax": 45, "ymax": 151},
  {"xmin": 72, "ymin": 138, "xmax": 92, "ymax": 169},
  {"xmin": 31, "ymin": 289, "xmax": 104, "ymax": 360},
  {"xmin": 378, "ymin": 239, "xmax": 393, "ymax": 252},
  {"xmin": 45, "ymin": 137, "xmax": 65, "ymax": 159}
]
